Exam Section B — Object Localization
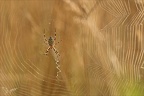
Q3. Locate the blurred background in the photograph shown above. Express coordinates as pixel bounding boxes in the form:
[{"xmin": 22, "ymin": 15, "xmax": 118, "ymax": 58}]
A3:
[{"xmin": 0, "ymin": 0, "xmax": 144, "ymax": 96}]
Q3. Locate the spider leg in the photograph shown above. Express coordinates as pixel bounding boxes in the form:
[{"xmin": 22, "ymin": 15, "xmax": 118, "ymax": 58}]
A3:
[
  {"xmin": 43, "ymin": 29, "xmax": 48, "ymax": 44},
  {"xmin": 55, "ymin": 42, "xmax": 60, "ymax": 46},
  {"xmin": 53, "ymin": 47, "xmax": 60, "ymax": 58},
  {"xmin": 44, "ymin": 47, "xmax": 51, "ymax": 55},
  {"xmin": 55, "ymin": 40, "xmax": 62, "ymax": 46},
  {"xmin": 54, "ymin": 29, "xmax": 56, "ymax": 41}
]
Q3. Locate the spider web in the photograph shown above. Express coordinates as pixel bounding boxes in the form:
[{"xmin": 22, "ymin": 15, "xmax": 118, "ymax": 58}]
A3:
[
  {"xmin": 68, "ymin": 0, "xmax": 144, "ymax": 95},
  {"xmin": 0, "ymin": 0, "xmax": 144, "ymax": 96},
  {"xmin": 77, "ymin": 0, "xmax": 144, "ymax": 95}
]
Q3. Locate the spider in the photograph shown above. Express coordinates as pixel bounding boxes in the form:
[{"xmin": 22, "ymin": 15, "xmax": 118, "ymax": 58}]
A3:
[{"xmin": 43, "ymin": 29, "xmax": 60, "ymax": 58}]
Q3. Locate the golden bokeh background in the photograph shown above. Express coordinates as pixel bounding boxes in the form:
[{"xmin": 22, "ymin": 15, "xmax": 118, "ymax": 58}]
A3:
[{"xmin": 0, "ymin": 0, "xmax": 144, "ymax": 96}]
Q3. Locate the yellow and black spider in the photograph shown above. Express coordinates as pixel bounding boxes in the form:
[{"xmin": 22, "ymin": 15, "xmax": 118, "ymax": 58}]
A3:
[{"xmin": 43, "ymin": 29, "xmax": 60, "ymax": 58}]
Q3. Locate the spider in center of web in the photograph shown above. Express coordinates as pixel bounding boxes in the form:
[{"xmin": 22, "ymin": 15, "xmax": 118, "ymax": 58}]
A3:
[{"xmin": 43, "ymin": 29, "xmax": 60, "ymax": 58}]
